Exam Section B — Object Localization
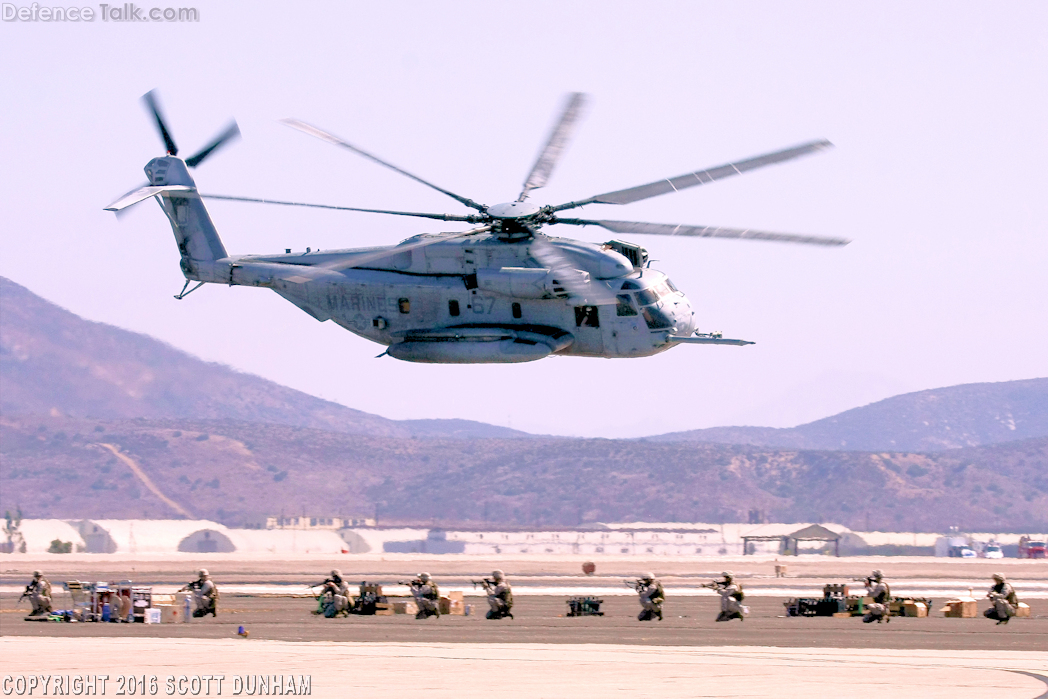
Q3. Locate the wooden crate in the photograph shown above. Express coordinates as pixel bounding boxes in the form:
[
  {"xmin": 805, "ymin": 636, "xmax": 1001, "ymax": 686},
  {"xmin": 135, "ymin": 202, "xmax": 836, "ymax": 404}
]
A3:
[
  {"xmin": 940, "ymin": 600, "xmax": 977, "ymax": 618},
  {"xmin": 373, "ymin": 603, "xmax": 394, "ymax": 616},
  {"xmin": 902, "ymin": 602, "xmax": 927, "ymax": 617},
  {"xmin": 392, "ymin": 601, "xmax": 418, "ymax": 615},
  {"xmin": 1015, "ymin": 603, "xmax": 1031, "ymax": 618},
  {"xmin": 440, "ymin": 591, "xmax": 465, "ymax": 615}
]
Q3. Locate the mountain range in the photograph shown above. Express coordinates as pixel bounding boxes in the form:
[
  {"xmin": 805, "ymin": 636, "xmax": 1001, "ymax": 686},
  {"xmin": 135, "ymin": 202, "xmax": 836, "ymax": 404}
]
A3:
[{"xmin": 2, "ymin": 275, "xmax": 1047, "ymax": 531}]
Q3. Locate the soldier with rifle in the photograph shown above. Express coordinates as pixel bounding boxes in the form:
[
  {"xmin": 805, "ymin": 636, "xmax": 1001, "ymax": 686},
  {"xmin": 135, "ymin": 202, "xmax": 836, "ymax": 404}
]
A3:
[
  {"xmin": 702, "ymin": 571, "xmax": 748, "ymax": 622},
  {"xmin": 21, "ymin": 570, "xmax": 52, "ymax": 618},
  {"xmin": 310, "ymin": 570, "xmax": 351, "ymax": 618},
  {"xmin": 401, "ymin": 572, "xmax": 440, "ymax": 619},
  {"xmin": 985, "ymin": 573, "xmax": 1019, "ymax": 625},
  {"xmin": 179, "ymin": 569, "xmax": 218, "ymax": 617},
  {"xmin": 626, "ymin": 572, "xmax": 664, "ymax": 621},
  {"xmin": 473, "ymin": 570, "xmax": 513, "ymax": 619},
  {"xmin": 856, "ymin": 570, "xmax": 890, "ymax": 624}
]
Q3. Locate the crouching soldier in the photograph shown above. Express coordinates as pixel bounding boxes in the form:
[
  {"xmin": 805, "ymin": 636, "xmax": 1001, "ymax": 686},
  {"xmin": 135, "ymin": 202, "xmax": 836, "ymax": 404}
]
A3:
[
  {"xmin": 632, "ymin": 573, "xmax": 664, "ymax": 621},
  {"xmin": 861, "ymin": 570, "xmax": 890, "ymax": 624},
  {"xmin": 712, "ymin": 572, "xmax": 748, "ymax": 622},
  {"xmin": 180, "ymin": 569, "xmax": 219, "ymax": 617},
  {"xmin": 985, "ymin": 573, "xmax": 1019, "ymax": 625},
  {"xmin": 21, "ymin": 570, "xmax": 52, "ymax": 619},
  {"xmin": 315, "ymin": 570, "xmax": 351, "ymax": 617},
  {"xmin": 479, "ymin": 570, "xmax": 514, "ymax": 620},
  {"xmin": 406, "ymin": 572, "xmax": 440, "ymax": 619}
]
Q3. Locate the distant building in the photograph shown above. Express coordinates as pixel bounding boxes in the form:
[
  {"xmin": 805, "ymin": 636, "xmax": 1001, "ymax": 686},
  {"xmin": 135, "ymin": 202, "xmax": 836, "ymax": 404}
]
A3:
[{"xmin": 265, "ymin": 516, "xmax": 376, "ymax": 530}]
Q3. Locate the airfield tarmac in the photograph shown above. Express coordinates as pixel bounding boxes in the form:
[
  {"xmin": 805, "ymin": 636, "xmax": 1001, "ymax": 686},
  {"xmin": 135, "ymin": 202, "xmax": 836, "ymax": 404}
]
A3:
[{"xmin": 3, "ymin": 555, "xmax": 1046, "ymax": 697}]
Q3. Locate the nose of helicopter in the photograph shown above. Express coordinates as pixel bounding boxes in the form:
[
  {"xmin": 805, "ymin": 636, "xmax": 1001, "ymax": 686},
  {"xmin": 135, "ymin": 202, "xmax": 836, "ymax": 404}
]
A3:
[{"xmin": 670, "ymin": 291, "xmax": 697, "ymax": 336}]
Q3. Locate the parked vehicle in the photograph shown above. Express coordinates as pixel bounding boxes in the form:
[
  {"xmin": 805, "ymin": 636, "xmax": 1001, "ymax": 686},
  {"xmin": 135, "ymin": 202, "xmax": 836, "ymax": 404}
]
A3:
[{"xmin": 983, "ymin": 544, "xmax": 1004, "ymax": 559}]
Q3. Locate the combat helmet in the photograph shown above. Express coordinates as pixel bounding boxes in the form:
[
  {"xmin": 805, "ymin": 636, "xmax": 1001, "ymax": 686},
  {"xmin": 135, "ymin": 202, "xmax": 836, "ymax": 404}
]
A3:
[
  {"xmin": 32, "ymin": 570, "xmax": 43, "ymax": 578},
  {"xmin": 722, "ymin": 571, "xmax": 734, "ymax": 582},
  {"xmin": 198, "ymin": 568, "xmax": 210, "ymax": 578},
  {"xmin": 419, "ymin": 572, "xmax": 431, "ymax": 582},
  {"xmin": 992, "ymin": 573, "xmax": 1005, "ymax": 582},
  {"xmin": 492, "ymin": 569, "xmax": 505, "ymax": 581},
  {"xmin": 641, "ymin": 572, "xmax": 654, "ymax": 582},
  {"xmin": 871, "ymin": 570, "xmax": 883, "ymax": 581}
]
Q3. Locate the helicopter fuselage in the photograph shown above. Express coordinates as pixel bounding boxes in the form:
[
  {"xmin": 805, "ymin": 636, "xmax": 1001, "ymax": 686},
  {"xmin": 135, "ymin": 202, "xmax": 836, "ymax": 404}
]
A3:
[{"xmin": 192, "ymin": 232, "xmax": 698, "ymax": 363}]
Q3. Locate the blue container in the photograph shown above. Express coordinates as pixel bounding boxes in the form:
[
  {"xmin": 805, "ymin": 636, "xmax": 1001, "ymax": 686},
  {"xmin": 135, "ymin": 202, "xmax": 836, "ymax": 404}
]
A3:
[{"xmin": 101, "ymin": 603, "xmax": 111, "ymax": 622}]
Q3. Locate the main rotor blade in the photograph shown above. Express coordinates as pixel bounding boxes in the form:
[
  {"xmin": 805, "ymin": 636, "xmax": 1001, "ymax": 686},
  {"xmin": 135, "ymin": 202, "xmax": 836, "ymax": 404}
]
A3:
[
  {"xmin": 529, "ymin": 237, "xmax": 618, "ymax": 306},
  {"xmin": 186, "ymin": 121, "xmax": 241, "ymax": 168},
  {"xmin": 554, "ymin": 218, "xmax": 850, "ymax": 247},
  {"xmin": 517, "ymin": 92, "xmax": 588, "ymax": 202},
  {"xmin": 281, "ymin": 118, "xmax": 488, "ymax": 213},
  {"xmin": 321, "ymin": 226, "xmax": 492, "ymax": 272},
  {"xmin": 551, "ymin": 139, "xmax": 833, "ymax": 212},
  {"xmin": 201, "ymin": 194, "xmax": 482, "ymax": 222},
  {"xmin": 142, "ymin": 90, "xmax": 178, "ymax": 156}
]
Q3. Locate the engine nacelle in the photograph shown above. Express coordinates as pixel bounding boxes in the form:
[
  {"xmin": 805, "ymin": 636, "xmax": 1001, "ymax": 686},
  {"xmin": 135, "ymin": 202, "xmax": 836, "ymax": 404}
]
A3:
[{"xmin": 475, "ymin": 267, "xmax": 565, "ymax": 299}]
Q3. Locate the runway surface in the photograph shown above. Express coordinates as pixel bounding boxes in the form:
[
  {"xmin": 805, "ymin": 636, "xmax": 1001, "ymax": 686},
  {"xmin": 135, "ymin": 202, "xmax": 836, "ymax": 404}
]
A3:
[
  {"xmin": 2, "ymin": 636, "xmax": 1046, "ymax": 699},
  {"xmin": 3, "ymin": 555, "xmax": 1045, "ymax": 696}
]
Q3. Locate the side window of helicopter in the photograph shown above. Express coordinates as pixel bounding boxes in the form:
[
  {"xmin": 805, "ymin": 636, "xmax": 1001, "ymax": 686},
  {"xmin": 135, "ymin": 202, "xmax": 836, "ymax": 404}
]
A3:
[
  {"xmin": 665, "ymin": 278, "xmax": 679, "ymax": 293},
  {"xmin": 653, "ymin": 282, "xmax": 671, "ymax": 298},
  {"xmin": 398, "ymin": 298, "xmax": 410, "ymax": 314},
  {"xmin": 620, "ymin": 279, "xmax": 641, "ymax": 291},
  {"xmin": 512, "ymin": 302, "xmax": 522, "ymax": 319},
  {"xmin": 615, "ymin": 294, "xmax": 637, "ymax": 317},
  {"xmin": 448, "ymin": 299, "xmax": 460, "ymax": 317},
  {"xmin": 635, "ymin": 288, "xmax": 658, "ymax": 306},
  {"xmin": 574, "ymin": 305, "xmax": 600, "ymax": 328}
]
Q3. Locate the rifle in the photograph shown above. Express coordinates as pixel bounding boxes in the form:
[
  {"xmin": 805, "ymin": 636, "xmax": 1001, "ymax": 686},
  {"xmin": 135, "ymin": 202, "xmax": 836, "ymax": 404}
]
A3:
[
  {"xmin": 624, "ymin": 579, "xmax": 645, "ymax": 592},
  {"xmin": 700, "ymin": 581, "xmax": 727, "ymax": 590},
  {"xmin": 178, "ymin": 580, "xmax": 204, "ymax": 593},
  {"xmin": 471, "ymin": 578, "xmax": 495, "ymax": 591},
  {"xmin": 18, "ymin": 583, "xmax": 32, "ymax": 603}
]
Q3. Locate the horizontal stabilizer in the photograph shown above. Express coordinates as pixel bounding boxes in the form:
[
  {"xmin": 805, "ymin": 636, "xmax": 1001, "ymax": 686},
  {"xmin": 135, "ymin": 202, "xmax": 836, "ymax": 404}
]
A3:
[
  {"xmin": 668, "ymin": 335, "xmax": 754, "ymax": 346},
  {"xmin": 104, "ymin": 184, "xmax": 193, "ymax": 212}
]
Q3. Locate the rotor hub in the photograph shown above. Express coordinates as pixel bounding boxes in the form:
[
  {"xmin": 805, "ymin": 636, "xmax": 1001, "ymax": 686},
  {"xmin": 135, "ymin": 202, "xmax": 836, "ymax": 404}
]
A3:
[{"xmin": 486, "ymin": 201, "xmax": 542, "ymax": 220}]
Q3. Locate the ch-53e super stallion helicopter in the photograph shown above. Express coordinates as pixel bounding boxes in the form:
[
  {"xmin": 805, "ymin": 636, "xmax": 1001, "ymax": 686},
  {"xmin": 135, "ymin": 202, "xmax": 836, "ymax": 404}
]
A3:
[{"xmin": 106, "ymin": 91, "xmax": 848, "ymax": 363}]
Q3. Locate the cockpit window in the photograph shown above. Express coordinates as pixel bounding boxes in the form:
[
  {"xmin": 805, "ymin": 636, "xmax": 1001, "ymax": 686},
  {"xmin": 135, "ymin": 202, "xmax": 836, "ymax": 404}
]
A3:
[
  {"xmin": 665, "ymin": 278, "xmax": 678, "ymax": 293},
  {"xmin": 615, "ymin": 294, "xmax": 638, "ymax": 317},
  {"xmin": 620, "ymin": 279, "xmax": 641, "ymax": 290},
  {"xmin": 642, "ymin": 306, "xmax": 673, "ymax": 330},
  {"xmin": 635, "ymin": 288, "xmax": 658, "ymax": 306},
  {"xmin": 652, "ymin": 282, "xmax": 671, "ymax": 298}
]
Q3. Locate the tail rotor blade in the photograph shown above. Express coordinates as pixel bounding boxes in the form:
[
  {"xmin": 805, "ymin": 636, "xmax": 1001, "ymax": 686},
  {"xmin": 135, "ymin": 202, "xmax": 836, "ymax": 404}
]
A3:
[
  {"xmin": 554, "ymin": 217, "xmax": 850, "ymax": 247},
  {"xmin": 142, "ymin": 90, "xmax": 178, "ymax": 156},
  {"xmin": 518, "ymin": 92, "xmax": 588, "ymax": 202},
  {"xmin": 186, "ymin": 121, "xmax": 241, "ymax": 168}
]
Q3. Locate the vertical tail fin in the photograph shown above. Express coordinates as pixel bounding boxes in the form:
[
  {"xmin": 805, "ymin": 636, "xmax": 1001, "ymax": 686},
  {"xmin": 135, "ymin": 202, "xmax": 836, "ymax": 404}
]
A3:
[{"xmin": 144, "ymin": 156, "xmax": 228, "ymax": 265}]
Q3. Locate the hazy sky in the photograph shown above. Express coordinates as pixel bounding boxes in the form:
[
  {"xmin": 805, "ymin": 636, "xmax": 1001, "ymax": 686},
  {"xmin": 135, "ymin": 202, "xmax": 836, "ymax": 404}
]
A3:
[{"xmin": 1, "ymin": 2, "xmax": 1046, "ymax": 438}]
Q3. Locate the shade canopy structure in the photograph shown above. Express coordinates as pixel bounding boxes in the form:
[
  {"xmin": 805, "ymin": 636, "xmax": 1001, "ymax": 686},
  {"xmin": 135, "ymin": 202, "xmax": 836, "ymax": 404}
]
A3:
[{"xmin": 783, "ymin": 524, "xmax": 842, "ymax": 557}]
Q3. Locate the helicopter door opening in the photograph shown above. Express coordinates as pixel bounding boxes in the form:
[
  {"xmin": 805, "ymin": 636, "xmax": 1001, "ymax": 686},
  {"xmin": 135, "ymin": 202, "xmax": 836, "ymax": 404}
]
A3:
[
  {"xmin": 572, "ymin": 305, "xmax": 604, "ymax": 355},
  {"xmin": 574, "ymin": 306, "xmax": 600, "ymax": 328}
]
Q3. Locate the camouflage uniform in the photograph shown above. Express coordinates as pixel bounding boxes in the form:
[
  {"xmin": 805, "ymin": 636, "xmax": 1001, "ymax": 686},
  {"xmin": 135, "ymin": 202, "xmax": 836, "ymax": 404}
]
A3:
[
  {"xmin": 411, "ymin": 573, "xmax": 441, "ymax": 619},
  {"xmin": 26, "ymin": 571, "xmax": 52, "ymax": 617},
  {"xmin": 183, "ymin": 569, "xmax": 218, "ymax": 617},
  {"xmin": 862, "ymin": 570, "xmax": 891, "ymax": 624},
  {"xmin": 636, "ymin": 573, "xmax": 664, "ymax": 621},
  {"xmin": 715, "ymin": 572, "xmax": 747, "ymax": 622},
  {"xmin": 485, "ymin": 570, "xmax": 514, "ymax": 620},
  {"xmin": 984, "ymin": 574, "xmax": 1018, "ymax": 625}
]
